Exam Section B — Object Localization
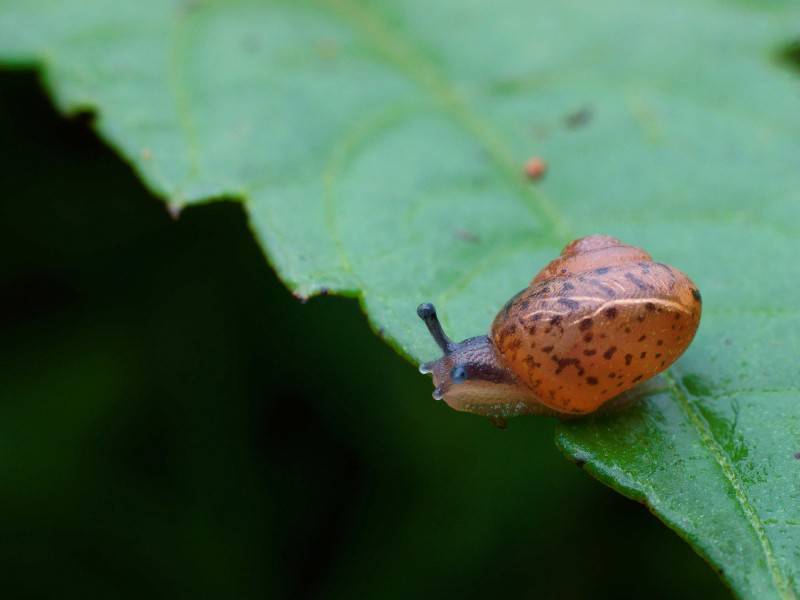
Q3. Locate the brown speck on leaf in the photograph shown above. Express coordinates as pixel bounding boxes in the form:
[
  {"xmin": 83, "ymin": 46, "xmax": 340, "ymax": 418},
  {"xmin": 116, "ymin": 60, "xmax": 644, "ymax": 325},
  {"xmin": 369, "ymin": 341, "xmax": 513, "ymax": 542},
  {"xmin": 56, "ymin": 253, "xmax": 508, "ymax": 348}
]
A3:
[
  {"xmin": 564, "ymin": 107, "xmax": 592, "ymax": 129},
  {"xmin": 524, "ymin": 157, "xmax": 547, "ymax": 180},
  {"xmin": 141, "ymin": 148, "xmax": 153, "ymax": 161},
  {"xmin": 454, "ymin": 229, "xmax": 480, "ymax": 243}
]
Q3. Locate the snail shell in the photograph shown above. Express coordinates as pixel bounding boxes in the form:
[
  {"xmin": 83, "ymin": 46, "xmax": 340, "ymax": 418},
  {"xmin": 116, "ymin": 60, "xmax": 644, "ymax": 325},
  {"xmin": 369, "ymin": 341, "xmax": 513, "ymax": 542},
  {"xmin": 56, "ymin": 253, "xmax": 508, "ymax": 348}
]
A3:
[{"xmin": 418, "ymin": 235, "xmax": 701, "ymax": 419}]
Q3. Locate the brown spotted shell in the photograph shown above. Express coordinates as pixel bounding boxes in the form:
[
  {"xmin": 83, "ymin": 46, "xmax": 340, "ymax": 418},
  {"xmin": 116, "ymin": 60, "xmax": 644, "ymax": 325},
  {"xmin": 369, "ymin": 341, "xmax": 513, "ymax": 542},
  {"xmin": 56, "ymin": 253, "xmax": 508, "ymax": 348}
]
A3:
[{"xmin": 490, "ymin": 235, "xmax": 701, "ymax": 415}]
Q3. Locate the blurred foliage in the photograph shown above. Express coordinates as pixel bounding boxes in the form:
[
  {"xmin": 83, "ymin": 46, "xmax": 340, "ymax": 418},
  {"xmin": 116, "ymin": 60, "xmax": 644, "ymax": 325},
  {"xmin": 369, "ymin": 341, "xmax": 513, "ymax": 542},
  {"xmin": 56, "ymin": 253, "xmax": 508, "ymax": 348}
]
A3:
[{"xmin": 0, "ymin": 71, "xmax": 730, "ymax": 598}]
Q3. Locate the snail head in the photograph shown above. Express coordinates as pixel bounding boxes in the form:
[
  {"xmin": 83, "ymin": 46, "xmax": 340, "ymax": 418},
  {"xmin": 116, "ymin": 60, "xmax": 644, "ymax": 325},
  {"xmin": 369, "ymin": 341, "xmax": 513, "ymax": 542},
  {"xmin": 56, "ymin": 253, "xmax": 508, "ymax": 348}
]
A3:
[{"xmin": 416, "ymin": 303, "xmax": 522, "ymax": 411}]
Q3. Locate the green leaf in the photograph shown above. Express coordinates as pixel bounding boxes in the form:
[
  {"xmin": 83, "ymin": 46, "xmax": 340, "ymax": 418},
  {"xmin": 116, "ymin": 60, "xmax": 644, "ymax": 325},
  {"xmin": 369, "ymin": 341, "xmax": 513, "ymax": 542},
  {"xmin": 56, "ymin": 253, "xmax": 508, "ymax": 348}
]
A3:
[{"xmin": 2, "ymin": 1, "xmax": 799, "ymax": 597}]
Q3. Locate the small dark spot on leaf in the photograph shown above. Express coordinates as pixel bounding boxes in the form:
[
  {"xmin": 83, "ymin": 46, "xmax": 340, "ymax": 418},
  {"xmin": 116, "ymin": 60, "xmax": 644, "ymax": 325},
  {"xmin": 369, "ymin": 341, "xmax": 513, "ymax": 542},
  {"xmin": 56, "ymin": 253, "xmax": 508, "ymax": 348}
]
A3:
[
  {"xmin": 586, "ymin": 376, "xmax": 599, "ymax": 385},
  {"xmin": 603, "ymin": 346, "xmax": 617, "ymax": 359},
  {"xmin": 640, "ymin": 351, "xmax": 647, "ymax": 359},
  {"xmin": 655, "ymin": 353, "xmax": 661, "ymax": 359},
  {"xmin": 632, "ymin": 374, "xmax": 643, "ymax": 383},
  {"xmin": 645, "ymin": 302, "xmax": 656, "ymax": 312},
  {"xmin": 579, "ymin": 318, "xmax": 593, "ymax": 331},
  {"xmin": 454, "ymin": 228, "xmax": 480, "ymax": 243},
  {"xmin": 691, "ymin": 288, "xmax": 702, "ymax": 302},
  {"xmin": 777, "ymin": 39, "xmax": 800, "ymax": 74},
  {"xmin": 638, "ymin": 335, "xmax": 647, "ymax": 342},
  {"xmin": 604, "ymin": 307, "xmax": 618, "ymax": 319},
  {"xmin": 657, "ymin": 339, "xmax": 664, "ymax": 346},
  {"xmin": 542, "ymin": 345, "xmax": 554, "ymax": 353},
  {"xmin": 583, "ymin": 333, "xmax": 593, "ymax": 343},
  {"xmin": 625, "ymin": 354, "xmax": 632, "ymax": 366},
  {"xmin": 564, "ymin": 106, "xmax": 593, "ymax": 129},
  {"xmin": 583, "ymin": 349, "xmax": 597, "ymax": 356}
]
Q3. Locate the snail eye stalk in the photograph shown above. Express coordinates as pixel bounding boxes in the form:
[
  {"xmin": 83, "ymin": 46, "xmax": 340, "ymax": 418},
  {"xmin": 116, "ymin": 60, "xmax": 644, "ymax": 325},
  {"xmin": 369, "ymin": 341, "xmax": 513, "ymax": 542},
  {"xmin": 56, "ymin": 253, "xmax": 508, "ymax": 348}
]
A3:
[{"xmin": 417, "ymin": 303, "xmax": 455, "ymax": 354}]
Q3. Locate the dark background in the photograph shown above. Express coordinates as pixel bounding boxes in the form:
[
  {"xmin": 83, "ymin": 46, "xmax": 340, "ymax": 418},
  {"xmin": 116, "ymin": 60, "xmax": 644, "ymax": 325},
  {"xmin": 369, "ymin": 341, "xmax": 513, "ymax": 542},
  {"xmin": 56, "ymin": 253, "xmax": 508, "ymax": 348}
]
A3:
[{"xmin": 0, "ymin": 70, "xmax": 729, "ymax": 599}]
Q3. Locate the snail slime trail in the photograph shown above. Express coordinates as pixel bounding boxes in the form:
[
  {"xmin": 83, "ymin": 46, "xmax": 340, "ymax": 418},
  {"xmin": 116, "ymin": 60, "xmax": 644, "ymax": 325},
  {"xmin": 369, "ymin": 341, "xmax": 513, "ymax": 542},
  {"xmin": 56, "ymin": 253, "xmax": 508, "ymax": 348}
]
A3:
[{"xmin": 417, "ymin": 235, "xmax": 702, "ymax": 422}]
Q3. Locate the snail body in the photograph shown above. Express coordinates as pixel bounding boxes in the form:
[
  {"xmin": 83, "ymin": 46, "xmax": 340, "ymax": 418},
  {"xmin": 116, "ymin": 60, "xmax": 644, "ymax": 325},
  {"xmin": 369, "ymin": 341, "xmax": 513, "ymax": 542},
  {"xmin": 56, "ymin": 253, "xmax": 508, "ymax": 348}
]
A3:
[{"xmin": 418, "ymin": 235, "xmax": 701, "ymax": 419}]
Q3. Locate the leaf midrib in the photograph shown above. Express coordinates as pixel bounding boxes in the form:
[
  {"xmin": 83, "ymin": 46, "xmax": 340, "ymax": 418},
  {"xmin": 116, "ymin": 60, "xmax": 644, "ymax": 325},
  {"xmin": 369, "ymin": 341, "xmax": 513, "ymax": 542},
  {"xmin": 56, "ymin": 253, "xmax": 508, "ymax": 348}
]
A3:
[
  {"xmin": 666, "ymin": 372, "xmax": 795, "ymax": 600},
  {"xmin": 318, "ymin": 1, "xmax": 795, "ymax": 597}
]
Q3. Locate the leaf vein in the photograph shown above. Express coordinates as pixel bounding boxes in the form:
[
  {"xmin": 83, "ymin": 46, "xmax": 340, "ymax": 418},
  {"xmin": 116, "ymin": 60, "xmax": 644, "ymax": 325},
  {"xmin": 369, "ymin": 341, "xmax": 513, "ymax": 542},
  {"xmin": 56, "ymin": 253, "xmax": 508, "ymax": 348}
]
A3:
[
  {"xmin": 323, "ymin": 0, "xmax": 569, "ymax": 243},
  {"xmin": 666, "ymin": 371, "xmax": 797, "ymax": 600}
]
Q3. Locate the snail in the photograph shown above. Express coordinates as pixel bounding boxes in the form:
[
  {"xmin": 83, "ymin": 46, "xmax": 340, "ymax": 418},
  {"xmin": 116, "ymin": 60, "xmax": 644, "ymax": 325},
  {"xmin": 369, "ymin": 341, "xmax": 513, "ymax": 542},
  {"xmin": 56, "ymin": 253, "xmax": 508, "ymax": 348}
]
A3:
[{"xmin": 417, "ymin": 235, "xmax": 701, "ymax": 422}]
